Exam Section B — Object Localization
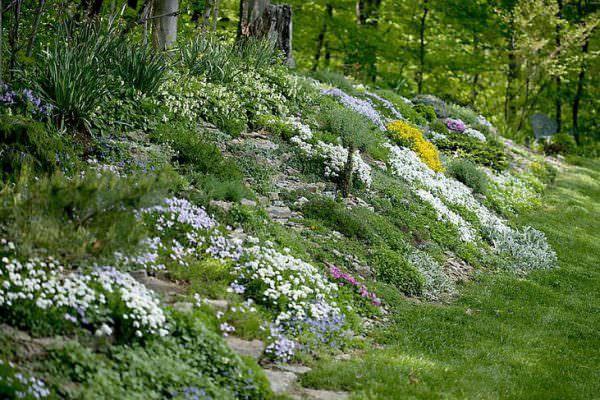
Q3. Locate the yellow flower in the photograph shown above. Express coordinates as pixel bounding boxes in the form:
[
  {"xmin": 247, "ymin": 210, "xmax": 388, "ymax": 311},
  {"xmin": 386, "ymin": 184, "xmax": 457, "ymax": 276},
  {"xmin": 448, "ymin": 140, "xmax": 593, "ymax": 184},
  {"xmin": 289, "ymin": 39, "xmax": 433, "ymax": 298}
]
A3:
[{"xmin": 387, "ymin": 120, "xmax": 444, "ymax": 172}]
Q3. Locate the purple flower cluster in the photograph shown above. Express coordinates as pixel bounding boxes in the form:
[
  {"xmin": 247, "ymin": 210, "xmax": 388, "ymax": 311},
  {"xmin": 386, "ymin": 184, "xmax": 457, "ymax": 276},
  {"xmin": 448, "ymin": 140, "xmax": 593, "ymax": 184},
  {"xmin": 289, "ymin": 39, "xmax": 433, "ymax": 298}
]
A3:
[
  {"xmin": 0, "ymin": 84, "xmax": 53, "ymax": 117},
  {"xmin": 329, "ymin": 265, "xmax": 381, "ymax": 306},
  {"xmin": 445, "ymin": 118, "xmax": 466, "ymax": 133},
  {"xmin": 265, "ymin": 325, "xmax": 297, "ymax": 362},
  {"xmin": 321, "ymin": 87, "xmax": 386, "ymax": 131}
]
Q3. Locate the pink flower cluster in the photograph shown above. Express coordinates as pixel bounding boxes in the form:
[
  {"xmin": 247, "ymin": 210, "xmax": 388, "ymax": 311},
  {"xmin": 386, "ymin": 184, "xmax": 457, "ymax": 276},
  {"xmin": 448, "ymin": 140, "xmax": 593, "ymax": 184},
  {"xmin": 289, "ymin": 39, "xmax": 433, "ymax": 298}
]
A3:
[
  {"xmin": 329, "ymin": 265, "xmax": 381, "ymax": 306},
  {"xmin": 445, "ymin": 118, "xmax": 466, "ymax": 132}
]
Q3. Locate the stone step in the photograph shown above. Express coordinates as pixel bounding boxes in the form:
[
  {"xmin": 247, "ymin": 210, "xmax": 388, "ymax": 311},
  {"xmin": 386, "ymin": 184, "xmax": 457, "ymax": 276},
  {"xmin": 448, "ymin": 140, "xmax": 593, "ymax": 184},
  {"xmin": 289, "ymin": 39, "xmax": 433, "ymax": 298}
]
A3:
[{"xmin": 225, "ymin": 336, "xmax": 264, "ymax": 360}]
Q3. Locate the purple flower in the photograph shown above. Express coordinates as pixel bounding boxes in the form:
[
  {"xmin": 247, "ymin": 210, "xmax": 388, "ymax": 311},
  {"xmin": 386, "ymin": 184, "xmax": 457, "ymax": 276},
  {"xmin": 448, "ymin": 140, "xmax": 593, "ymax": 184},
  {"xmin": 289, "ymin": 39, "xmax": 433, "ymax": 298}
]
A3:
[
  {"xmin": 445, "ymin": 118, "xmax": 466, "ymax": 132},
  {"xmin": 322, "ymin": 87, "xmax": 387, "ymax": 131}
]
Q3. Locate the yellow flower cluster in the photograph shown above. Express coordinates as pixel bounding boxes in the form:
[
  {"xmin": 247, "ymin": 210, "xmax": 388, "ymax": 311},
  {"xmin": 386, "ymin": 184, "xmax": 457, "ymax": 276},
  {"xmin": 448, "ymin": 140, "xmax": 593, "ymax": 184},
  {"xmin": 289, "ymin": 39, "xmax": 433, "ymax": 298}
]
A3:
[{"xmin": 387, "ymin": 120, "xmax": 444, "ymax": 172}]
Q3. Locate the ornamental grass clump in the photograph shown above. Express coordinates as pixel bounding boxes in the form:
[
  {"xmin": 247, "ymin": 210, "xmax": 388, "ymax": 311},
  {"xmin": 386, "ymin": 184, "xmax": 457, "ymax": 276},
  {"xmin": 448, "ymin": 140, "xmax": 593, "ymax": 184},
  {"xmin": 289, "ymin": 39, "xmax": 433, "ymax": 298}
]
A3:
[{"xmin": 387, "ymin": 120, "xmax": 444, "ymax": 172}]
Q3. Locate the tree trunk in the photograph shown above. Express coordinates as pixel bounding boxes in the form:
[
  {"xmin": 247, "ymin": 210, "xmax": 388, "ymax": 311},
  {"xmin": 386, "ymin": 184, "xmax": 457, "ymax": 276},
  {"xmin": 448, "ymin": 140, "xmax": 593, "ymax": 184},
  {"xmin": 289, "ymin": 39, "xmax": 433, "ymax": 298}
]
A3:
[
  {"xmin": 26, "ymin": 0, "xmax": 45, "ymax": 57},
  {"xmin": 504, "ymin": 10, "xmax": 518, "ymax": 128},
  {"xmin": 555, "ymin": 0, "xmax": 563, "ymax": 132},
  {"xmin": 8, "ymin": 0, "xmax": 21, "ymax": 78},
  {"xmin": 152, "ymin": 0, "xmax": 179, "ymax": 50},
  {"xmin": 340, "ymin": 144, "xmax": 355, "ymax": 198},
  {"xmin": 79, "ymin": 0, "xmax": 103, "ymax": 18},
  {"xmin": 312, "ymin": 3, "xmax": 332, "ymax": 71},
  {"xmin": 572, "ymin": 32, "xmax": 591, "ymax": 145},
  {"xmin": 417, "ymin": 0, "xmax": 428, "ymax": 94},
  {"xmin": 470, "ymin": 33, "xmax": 480, "ymax": 104},
  {"xmin": 355, "ymin": 0, "xmax": 381, "ymax": 82},
  {"xmin": 238, "ymin": 0, "xmax": 294, "ymax": 66},
  {"xmin": 0, "ymin": 0, "xmax": 3, "ymax": 84}
]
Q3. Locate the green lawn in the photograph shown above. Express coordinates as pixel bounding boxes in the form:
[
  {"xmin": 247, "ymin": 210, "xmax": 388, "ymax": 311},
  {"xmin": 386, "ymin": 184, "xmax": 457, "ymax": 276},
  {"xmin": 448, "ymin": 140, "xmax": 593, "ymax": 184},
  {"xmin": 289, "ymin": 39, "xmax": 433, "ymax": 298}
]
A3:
[{"xmin": 302, "ymin": 158, "xmax": 600, "ymax": 399}]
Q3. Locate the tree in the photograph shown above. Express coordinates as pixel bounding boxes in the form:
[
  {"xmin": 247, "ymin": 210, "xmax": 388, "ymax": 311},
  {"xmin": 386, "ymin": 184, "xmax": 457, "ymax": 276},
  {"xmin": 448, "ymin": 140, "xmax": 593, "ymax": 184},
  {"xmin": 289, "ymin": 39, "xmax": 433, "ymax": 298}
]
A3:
[
  {"xmin": 152, "ymin": 0, "xmax": 179, "ymax": 50},
  {"xmin": 416, "ymin": 0, "xmax": 428, "ymax": 93},
  {"xmin": 238, "ymin": 0, "xmax": 294, "ymax": 66}
]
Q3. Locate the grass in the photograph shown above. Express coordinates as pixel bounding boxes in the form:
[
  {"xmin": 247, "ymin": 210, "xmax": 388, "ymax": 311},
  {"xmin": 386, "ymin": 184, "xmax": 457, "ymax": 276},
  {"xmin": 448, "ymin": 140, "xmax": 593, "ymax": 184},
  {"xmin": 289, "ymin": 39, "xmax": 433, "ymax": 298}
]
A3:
[{"xmin": 302, "ymin": 158, "xmax": 600, "ymax": 399}]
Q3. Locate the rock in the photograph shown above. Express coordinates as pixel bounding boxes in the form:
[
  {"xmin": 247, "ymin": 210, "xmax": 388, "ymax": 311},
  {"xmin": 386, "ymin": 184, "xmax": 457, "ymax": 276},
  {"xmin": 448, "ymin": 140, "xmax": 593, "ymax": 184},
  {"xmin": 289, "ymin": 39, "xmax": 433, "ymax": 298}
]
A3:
[
  {"xmin": 302, "ymin": 388, "xmax": 350, "ymax": 400},
  {"xmin": 225, "ymin": 337, "xmax": 264, "ymax": 360},
  {"xmin": 267, "ymin": 206, "xmax": 293, "ymax": 219},
  {"xmin": 210, "ymin": 200, "xmax": 234, "ymax": 212},
  {"xmin": 205, "ymin": 299, "xmax": 229, "ymax": 311},
  {"xmin": 135, "ymin": 276, "xmax": 184, "ymax": 301},
  {"xmin": 129, "ymin": 269, "xmax": 148, "ymax": 280},
  {"xmin": 257, "ymin": 196, "xmax": 270, "ymax": 206},
  {"xmin": 268, "ymin": 192, "xmax": 280, "ymax": 201},
  {"xmin": 240, "ymin": 198, "xmax": 257, "ymax": 207},
  {"xmin": 172, "ymin": 302, "xmax": 194, "ymax": 313},
  {"xmin": 277, "ymin": 364, "xmax": 312, "ymax": 374},
  {"xmin": 334, "ymin": 353, "xmax": 352, "ymax": 361},
  {"xmin": 294, "ymin": 197, "xmax": 309, "ymax": 207},
  {"xmin": 264, "ymin": 369, "xmax": 298, "ymax": 394}
]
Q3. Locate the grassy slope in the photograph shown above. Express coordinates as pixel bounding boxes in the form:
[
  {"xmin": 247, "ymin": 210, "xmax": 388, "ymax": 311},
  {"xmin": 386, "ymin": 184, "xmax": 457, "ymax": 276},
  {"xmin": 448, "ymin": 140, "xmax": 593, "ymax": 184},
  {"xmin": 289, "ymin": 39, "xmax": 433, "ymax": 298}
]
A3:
[{"xmin": 302, "ymin": 159, "xmax": 600, "ymax": 399}]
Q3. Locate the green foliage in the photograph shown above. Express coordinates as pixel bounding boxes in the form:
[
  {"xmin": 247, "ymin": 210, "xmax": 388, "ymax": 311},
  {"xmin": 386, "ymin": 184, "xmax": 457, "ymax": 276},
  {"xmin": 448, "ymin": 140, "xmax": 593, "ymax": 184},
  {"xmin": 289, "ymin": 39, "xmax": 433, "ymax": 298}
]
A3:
[
  {"xmin": 376, "ymin": 90, "xmax": 427, "ymax": 126},
  {"xmin": 302, "ymin": 198, "xmax": 372, "ymax": 241},
  {"xmin": 414, "ymin": 104, "xmax": 437, "ymax": 122},
  {"xmin": 371, "ymin": 249, "xmax": 425, "ymax": 296},
  {"xmin": 0, "ymin": 167, "xmax": 175, "ymax": 262},
  {"xmin": 44, "ymin": 313, "xmax": 271, "ymax": 399},
  {"xmin": 435, "ymin": 132, "xmax": 508, "ymax": 171},
  {"xmin": 446, "ymin": 159, "xmax": 489, "ymax": 194},
  {"xmin": 110, "ymin": 42, "xmax": 167, "ymax": 95},
  {"xmin": 310, "ymin": 70, "xmax": 356, "ymax": 93},
  {"xmin": 428, "ymin": 119, "xmax": 449, "ymax": 134},
  {"xmin": 447, "ymin": 104, "xmax": 479, "ymax": 126},
  {"xmin": 543, "ymin": 133, "xmax": 577, "ymax": 155},
  {"xmin": 413, "ymin": 95, "xmax": 447, "ymax": 118},
  {"xmin": 0, "ymin": 115, "xmax": 78, "ymax": 176}
]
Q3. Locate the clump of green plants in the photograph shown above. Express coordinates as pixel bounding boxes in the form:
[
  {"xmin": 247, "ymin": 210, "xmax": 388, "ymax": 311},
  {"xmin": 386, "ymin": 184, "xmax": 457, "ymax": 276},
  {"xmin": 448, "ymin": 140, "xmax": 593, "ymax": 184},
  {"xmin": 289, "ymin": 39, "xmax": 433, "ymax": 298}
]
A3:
[
  {"xmin": 0, "ymin": 167, "xmax": 175, "ymax": 262},
  {"xmin": 447, "ymin": 159, "xmax": 489, "ymax": 194},
  {"xmin": 414, "ymin": 104, "xmax": 437, "ymax": 122},
  {"xmin": 0, "ymin": 115, "xmax": 79, "ymax": 176},
  {"xmin": 371, "ymin": 249, "xmax": 424, "ymax": 296},
  {"xmin": 43, "ymin": 312, "xmax": 271, "ymax": 399},
  {"xmin": 376, "ymin": 90, "xmax": 427, "ymax": 126},
  {"xmin": 429, "ymin": 118, "xmax": 449, "ymax": 134},
  {"xmin": 434, "ymin": 132, "xmax": 508, "ymax": 170},
  {"xmin": 543, "ymin": 132, "xmax": 577, "ymax": 155},
  {"xmin": 311, "ymin": 70, "xmax": 356, "ymax": 93},
  {"xmin": 302, "ymin": 198, "xmax": 373, "ymax": 241}
]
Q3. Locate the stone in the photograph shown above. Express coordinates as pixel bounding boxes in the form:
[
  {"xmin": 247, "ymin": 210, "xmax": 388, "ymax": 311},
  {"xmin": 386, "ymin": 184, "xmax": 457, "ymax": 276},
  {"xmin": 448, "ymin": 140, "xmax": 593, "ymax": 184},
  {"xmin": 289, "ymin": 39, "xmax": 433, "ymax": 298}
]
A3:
[
  {"xmin": 268, "ymin": 192, "xmax": 280, "ymax": 201},
  {"xmin": 264, "ymin": 369, "xmax": 298, "ymax": 394},
  {"xmin": 205, "ymin": 299, "xmax": 229, "ymax": 311},
  {"xmin": 135, "ymin": 276, "xmax": 184, "ymax": 301},
  {"xmin": 172, "ymin": 302, "xmax": 194, "ymax": 313},
  {"xmin": 209, "ymin": 200, "xmax": 233, "ymax": 212},
  {"xmin": 267, "ymin": 206, "xmax": 293, "ymax": 219},
  {"xmin": 225, "ymin": 337, "xmax": 264, "ymax": 360},
  {"xmin": 129, "ymin": 269, "xmax": 148, "ymax": 280},
  {"xmin": 240, "ymin": 198, "xmax": 257, "ymax": 207},
  {"xmin": 294, "ymin": 197, "xmax": 309, "ymax": 207}
]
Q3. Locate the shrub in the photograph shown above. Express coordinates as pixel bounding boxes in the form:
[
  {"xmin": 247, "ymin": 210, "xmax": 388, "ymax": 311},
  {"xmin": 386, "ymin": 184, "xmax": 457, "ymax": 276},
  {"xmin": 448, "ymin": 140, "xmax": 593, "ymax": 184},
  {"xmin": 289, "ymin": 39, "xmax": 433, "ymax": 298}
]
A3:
[
  {"xmin": 33, "ymin": 29, "xmax": 108, "ymax": 130},
  {"xmin": 447, "ymin": 104, "xmax": 479, "ymax": 126},
  {"xmin": 414, "ymin": 104, "xmax": 437, "ymax": 122},
  {"xmin": 447, "ymin": 159, "xmax": 489, "ymax": 194},
  {"xmin": 371, "ymin": 249, "xmax": 424, "ymax": 296},
  {"xmin": 543, "ymin": 133, "xmax": 577, "ymax": 155},
  {"xmin": 412, "ymin": 94, "xmax": 447, "ymax": 117},
  {"xmin": 0, "ymin": 115, "xmax": 78, "ymax": 176},
  {"xmin": 0, "ymin": 167, "xmax": 175, "ymax": 262},
  {"xmin": 387, "ymin": 120, "xmax": 444, "ymax": 172},
  {"xmin": 429, "ymin": 118, "xmax": 449, "ymax": 135},
  {"xmin": 110, "ymin": 41, "xmax": 167, "ymax": 95},
  {"xmin": 434, "ymin": 132, "xmax": 508, "ymax": 171},
  {"xmin": 318, "ymin": 98, "xmax": 378, "ymax": 151},
  {"xmin": 302, "ymin": 198, "xmax": 372, "ymax": 241},
  {"xmin": 486, "ymin": 226, "xmax": 557, "ymax": 272}
]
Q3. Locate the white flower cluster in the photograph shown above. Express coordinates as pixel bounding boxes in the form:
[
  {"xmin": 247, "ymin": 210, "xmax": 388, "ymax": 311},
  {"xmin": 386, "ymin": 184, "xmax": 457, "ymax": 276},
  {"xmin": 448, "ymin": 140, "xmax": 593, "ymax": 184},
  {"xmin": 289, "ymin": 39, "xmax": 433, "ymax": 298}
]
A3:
[
  {"xmin": 463, "ymin": 128, "xmax": 487, "ymax": 142},
  {"xmin": 91, "ymin": 267, "xmax": 168, "ymax": 337},
  {"xmin": 408, "ymin": 251, "xmax": 456, "ymax": 301},
  {"xmin": 485, "ymin": 169, "xmax": 541, "ymax": 214},
  {"xmin": 286, "ymin": 117, "xmax": 373, "ymax": 187},
  {"xmin": 386, "ymin": 145, "xmax": 556, "ymax": 269},
  {"xmin": 0, "ymin": 244, "xmax": 168, "ymax": 338},
  {"xmin": 415, "ymin": 189, "xmax": 475, "ymax": 242},
  {"xmin": 133, "ymin": 198, "xmax": 243, "ymax": 270},
  {"xmin": 233, "ymin": 246, "xmax": 339, "ymax": 325}
]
